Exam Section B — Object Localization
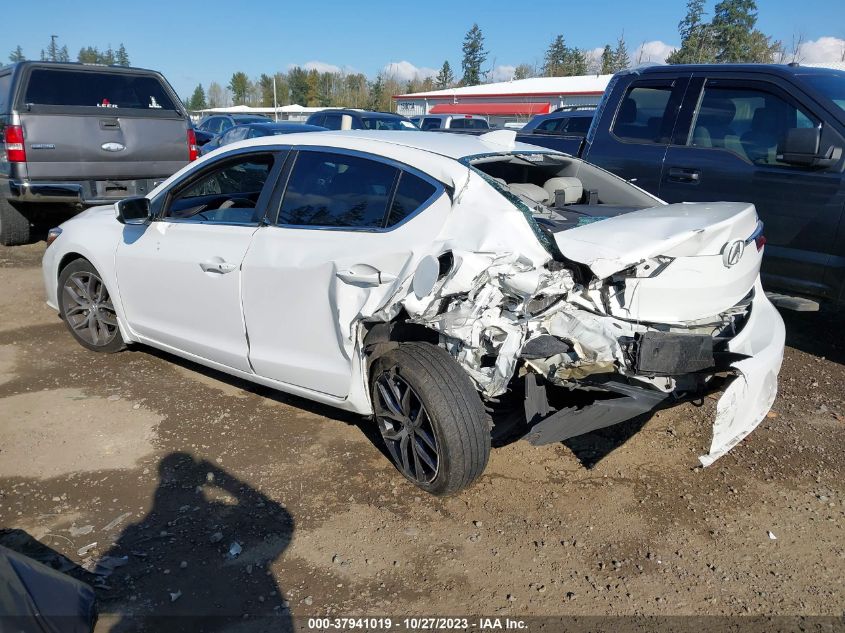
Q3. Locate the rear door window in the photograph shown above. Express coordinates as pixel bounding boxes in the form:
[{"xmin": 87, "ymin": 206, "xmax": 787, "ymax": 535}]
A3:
[
  {"xmin": 421, "ymin": 118, "xmax": 441, "ymax": 130},
  {"xmin": 277, "ymin": 151, "xmax": 398, "ymax": 229},
  {"xmin": 23, "ymin": 69, "xmax": 177, "ymax": 111},
  {"xmin": 612, "ymin": 84, "xmax": 674, "ymax": 143},
  {"xmin": 0, "ymin": 73, "xmax": 11, "ymax": 113}
]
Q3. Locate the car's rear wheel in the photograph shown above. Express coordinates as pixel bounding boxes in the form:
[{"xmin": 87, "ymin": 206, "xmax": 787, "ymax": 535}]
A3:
[
  {"xmin": 58, "ymin": 259, "xmax": 125, "ymax": 353},
  {"xmin": 0, "ymin": 200, "xmax": 31, "ymax": 246},
  {"xmin": 370, "ymin": 342, "xmax": 490, "ymax": 495}
]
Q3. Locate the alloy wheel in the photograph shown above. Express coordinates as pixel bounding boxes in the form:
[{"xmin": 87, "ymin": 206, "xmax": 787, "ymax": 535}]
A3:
[
  {"xmin": 61, "ymin": 271, "xmax": 119, "ymax": 347},
  {"xmin": 374, "ymin": 369, "xmax": 440, "ymax": 485}
]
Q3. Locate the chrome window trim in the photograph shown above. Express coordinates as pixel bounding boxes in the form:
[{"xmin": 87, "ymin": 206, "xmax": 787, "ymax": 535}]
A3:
[{"xmin": 270, "ymin": 145, "xmax": 446, "ymax": 234}]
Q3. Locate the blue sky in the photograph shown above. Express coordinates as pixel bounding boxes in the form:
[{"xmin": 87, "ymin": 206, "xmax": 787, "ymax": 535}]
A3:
[{"xmin": 6, "ymin": 0, "xmax": 843, "ymax": 97}]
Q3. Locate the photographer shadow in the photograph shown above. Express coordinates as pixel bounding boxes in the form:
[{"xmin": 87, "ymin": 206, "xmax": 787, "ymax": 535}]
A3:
[{"xmin": 99, "ymin": 452, "xmax": 295, "ymax": 633}]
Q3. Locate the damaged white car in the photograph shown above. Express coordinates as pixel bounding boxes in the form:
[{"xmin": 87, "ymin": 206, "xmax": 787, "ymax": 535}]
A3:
[{"xmin": 42, "ymin": 130, "xmax": 785, "ymax": 495}]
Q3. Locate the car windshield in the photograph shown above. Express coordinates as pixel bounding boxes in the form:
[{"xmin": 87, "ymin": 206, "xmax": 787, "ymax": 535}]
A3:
[
  {"xmin": 362, "ymin": 117, "xmax": 417, "ymax": 130},
  {"xmin": 803, "ymin": 73, "xmax": 845, "ymax": 115}
]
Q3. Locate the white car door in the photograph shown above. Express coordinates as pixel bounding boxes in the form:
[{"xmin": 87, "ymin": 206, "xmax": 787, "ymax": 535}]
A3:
[
  {"xmin": 116, "ymin": 150, "xmax": 283, "ymax": 372},
  {"xmin": 241, "ymin": 148, "xmax": 447, "ymax": 398}
]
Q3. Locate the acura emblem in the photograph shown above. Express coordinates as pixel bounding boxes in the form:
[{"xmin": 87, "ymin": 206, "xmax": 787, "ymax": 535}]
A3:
[
  {"xmin": 722, "ymin": 239, "xmax": 745, "ymax": 268},
  {"xmin": 101, "ymin": 142, "xmax": 125, "ymax": 152}
]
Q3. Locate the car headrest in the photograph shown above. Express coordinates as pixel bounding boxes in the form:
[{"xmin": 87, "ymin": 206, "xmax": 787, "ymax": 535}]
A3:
[
  {"xmin": 543, "ymin": 177, "xmax": 583, "ymax": 205},
  {"xmin": 508, "ymin": 183, "xmax": 550, "ymax": 205}
]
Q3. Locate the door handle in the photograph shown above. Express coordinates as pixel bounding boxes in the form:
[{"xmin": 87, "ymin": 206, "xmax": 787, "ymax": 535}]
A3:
[
  {"xmin": 667, "ymin": 167, "xmax": 701, "ymax": 183},
  {"xmin": 336, "ymin": 264, "xmax": 398, "ymax": 287},
  {"xmin": 200, "ymin": 260, "xmax": 237, "ymax": 274}
]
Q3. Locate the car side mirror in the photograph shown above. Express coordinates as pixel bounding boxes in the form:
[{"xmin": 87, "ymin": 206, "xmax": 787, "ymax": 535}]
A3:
[
  {"xmin": 116, "ymin": 197, "xmax": 152, "ymax": 225},
  {"xmin": 778, "ymin": 127, "xmax": 842, "ymax": 168}
]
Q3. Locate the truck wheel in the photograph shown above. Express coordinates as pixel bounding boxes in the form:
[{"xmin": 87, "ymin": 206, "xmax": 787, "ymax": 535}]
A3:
[
  {"xmin": 58, "ymin": 259, "xmax": 125, "ymax": 353},
  {"xmin": 370, "ymin": 342, "xmax": 490, "ymax": 495},
  {"xmin": 0, "ymin": 200, "xmax": 31, "ymax": 246}
]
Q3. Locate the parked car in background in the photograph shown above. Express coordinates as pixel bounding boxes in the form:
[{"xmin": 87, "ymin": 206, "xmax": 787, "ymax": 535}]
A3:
[
  {"xmin": 412, "ymin": 114, "xmax": 490, "ymax": 131},
  {"xmin": 195, "ymin": 113, "xmax": 271, "ymax": 137},
  {"xmin": 43, "ymin": 130, "xmax": 784, "ymax": 494},
  {"xmin": 516, "ymin": 107, "xmax": 595, "ymax": 153},
  {"xmin": 569, "ymin": 63, "xmax": 845, "ymax": 310},
  {"xmin": 200, "ymin": 121, "xmax": 326, "ymax": 155},
  {"xmin": 191, "ymin": 123, "xmax": 215, "ymax": 147},
  {"xmin": 307, "ymin": 109, "xmax": 417, "ymax": 131},
  {"xmin": 0, "ymin": 61, "xmax": 194, "ymax": 245}
]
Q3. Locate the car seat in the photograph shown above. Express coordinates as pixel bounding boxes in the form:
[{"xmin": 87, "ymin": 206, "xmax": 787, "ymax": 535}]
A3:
[
  {"xmin": 741, "ymin": 106, "xmax": 780, "ymax": 164},
  {"xmin": 542, "ymin": 177, "xmax": 583, "ymax": 205}
]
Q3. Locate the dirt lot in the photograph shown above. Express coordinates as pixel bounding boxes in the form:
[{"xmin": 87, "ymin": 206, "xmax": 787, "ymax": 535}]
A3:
[{"xmin": 1, "ymin": 242, "xmax": 844, "ymax": 631}]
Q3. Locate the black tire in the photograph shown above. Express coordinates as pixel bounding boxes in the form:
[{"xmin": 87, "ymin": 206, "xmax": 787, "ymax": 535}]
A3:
[
  {"xmin": 58, "ymin": 258, "xmax": 125, "ymax": 353},
  {"xmin": 370, "ymin": 342, "xmax": 490, "ymax": 495},
  {"xmin": 0, "ymin": 199, "xmax": 31, "ymax": 246}
]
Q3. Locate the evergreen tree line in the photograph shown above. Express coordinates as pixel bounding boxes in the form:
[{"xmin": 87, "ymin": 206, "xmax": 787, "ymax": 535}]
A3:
[
  {"xmin": 12, "ymin": 0, "xmax": 787, "ymax": 113},
  {"xmin": 8, "ymin": 36, "xmax": 130, "ymax": 66}
]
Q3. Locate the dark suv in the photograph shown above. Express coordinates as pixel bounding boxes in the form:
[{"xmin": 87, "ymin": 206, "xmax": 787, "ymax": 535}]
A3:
[
  {"xmin": 306, "ymin": 109, "xmax": 417, "ymax": 131},
  {"xmin": 195, "ymin": 113, "xmax": 271, "ymax": 137},
  {"xmin": 0, "ymin": 61, "xmax": 194, "ymax": 245}
]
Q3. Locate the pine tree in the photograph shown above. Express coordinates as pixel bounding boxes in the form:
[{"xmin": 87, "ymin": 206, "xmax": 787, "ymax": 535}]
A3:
[
  {"xmin": 600, "ymin": 45, "xmax": 614, "ymax": 73},
  {"xmin": 435, "ymin": 60, "xmax": 454, "ymax": 89},
  {"xmin": 567, "ymin": 48, "xmax": 588, "ymax": 75},
  {"xmin": 460, "ymin": 24, "xmax": 487, "ymax": 86},
  {"xmin": 228, "ymin": 72, "xmax": 250, "ymax": 105},
  {"xmin": 188, "ymin": 84, "xmax": 207, "ymax": 111},
  {"xmin": 46, "ymin": 36, "xmax": 59, "ymax": 62},
  {"xmin": 711, "ymin": 0, "xmax": 758, "ymax": 62},
  {"xmin": 116, "ymin": 44, "xmax": 130, "ymax": 66},
  {"xmin": 667, "ymin": 0, "xmax": 715, "ymax": 63},
  {"xmin": 368, "ymin": 74, "xmax": 385, "ymax": 111},
  {"xmin": 8, "ymin": 46, "xmax": 25, "ymax": 63},
  {"xmin": 543, "ymin": 35, "xmax": 568, "ymax": 76},
  {"xmin": 102, "ymin": 46, "xmax": 116, "ymax": 65},
  {"xmin": 612, "ymin": 34, "xmax": 631, "ymax": 71},
  {"xmin": 58, "ymin": 45, "xmax": 70, "ymax": 62}
]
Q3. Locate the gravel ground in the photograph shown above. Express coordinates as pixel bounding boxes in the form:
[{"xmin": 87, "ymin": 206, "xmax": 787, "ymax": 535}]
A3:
[{"xmin": 0, "ymin": 242, "xmax": 843, "ymax": 632}]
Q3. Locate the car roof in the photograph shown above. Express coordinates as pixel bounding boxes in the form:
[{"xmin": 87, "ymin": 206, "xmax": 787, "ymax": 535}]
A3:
[
  {"xmin": 248, "ymin": 121, "xmax": 326, "ymax": 131},
  {"xmin": 227, "ymin": 129, "xmax": 557, "ymax": 160},
  {"xmin": 636, "ymin": 63, "xmax": 845, "ymax": 79},
  {"xmin": 318, "ymin": 109, "xmax": 405, "ymax": 118}
]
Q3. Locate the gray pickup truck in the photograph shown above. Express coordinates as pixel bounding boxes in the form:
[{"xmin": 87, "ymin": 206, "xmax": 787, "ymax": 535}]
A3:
[{"xmin": 0, "ymin": 61, "xmax": 195, "ymax": 245}]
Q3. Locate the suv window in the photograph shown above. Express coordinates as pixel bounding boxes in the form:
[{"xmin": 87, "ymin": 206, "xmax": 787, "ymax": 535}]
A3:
[
  {"xmin": 565, "ymin": 116, "xmax": 592, "ymax": 135},
  {"xmin": 421, "ymin": 117, "xmax": 441, "ymax": 130},
  {"xmin": 0, "ymin": 73, "xmax": 11, "ymax": 113},
  {"xmin": 535, "ymin": 118, "xmax": 563, "ymax": 134},
  {"xmin": 23, "ymin": 69, "xmax": 177, "ymax": 111},
  {"xmin": 612, "ymin": 84, "xmax": 673, "ymax": 143},
  {"xmin": 387, "ymin": 172, "xmax": 438, "ymax": 227},
  {"xmin": 220, "ymin": 118, "xmax": 233, "ymax": 132},
  {"xmin": 322, "ymin": 114, "xmax": 343, "ymax": 130},
  {"xmin": 688, "ymin": 84, "xmax": 819, "ymax": 166},
  {"xmin": 165, "ymin": 153, "xmax": 275, "ymax": 224},
  {"xmin": 277, "ymin": 151, "xmax": 398, "ymax": 229}
]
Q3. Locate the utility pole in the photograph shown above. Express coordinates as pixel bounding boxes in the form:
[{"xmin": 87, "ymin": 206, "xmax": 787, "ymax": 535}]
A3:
[{"xmin": 273, "ymin": 75, "xmax": 278, "ymax": 121}]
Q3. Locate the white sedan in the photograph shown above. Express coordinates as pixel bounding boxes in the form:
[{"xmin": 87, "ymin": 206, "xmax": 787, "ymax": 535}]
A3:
[{"xmin": 42, "ymin": 130, "xmax": 785, "ymax": 495}]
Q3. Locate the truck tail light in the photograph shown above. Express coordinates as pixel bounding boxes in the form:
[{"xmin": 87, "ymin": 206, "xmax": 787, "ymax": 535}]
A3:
[
  {"xmin": 4, "ymin": 125, "xmax": 26, "ymax": 163},
  {"xmin": 187, "ymin": 128, "xmax": 198, "ymax": 161}
]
